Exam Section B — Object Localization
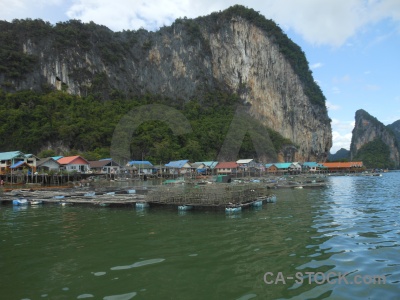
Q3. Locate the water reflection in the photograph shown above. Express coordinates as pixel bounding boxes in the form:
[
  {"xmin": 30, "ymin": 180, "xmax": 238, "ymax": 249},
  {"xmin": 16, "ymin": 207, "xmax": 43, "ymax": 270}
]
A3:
[{"xmin": 295, "ymin": 173, "xmax": 400, "ymax": 299}]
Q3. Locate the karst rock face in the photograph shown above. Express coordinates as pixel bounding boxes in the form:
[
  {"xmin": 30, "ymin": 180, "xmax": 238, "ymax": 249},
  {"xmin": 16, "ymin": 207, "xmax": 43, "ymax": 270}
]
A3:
[
  {"xmin": 0, "ymin": 6, "xmax": 332, "ymax": 161},
  {"xmin": 351, "ymin": 109, "xmax": 400, "ymax": 167}
]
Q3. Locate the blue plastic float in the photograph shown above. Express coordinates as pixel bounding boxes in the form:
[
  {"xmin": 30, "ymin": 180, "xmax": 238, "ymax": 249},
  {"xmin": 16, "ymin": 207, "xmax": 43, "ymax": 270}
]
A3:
[
  {"xmin": 178, "ymin": 205, "xmax": 193, "ymax": 211},
  {"xmin": 12, "ymin": 199, "xmax": 28, "ymax": 206}
]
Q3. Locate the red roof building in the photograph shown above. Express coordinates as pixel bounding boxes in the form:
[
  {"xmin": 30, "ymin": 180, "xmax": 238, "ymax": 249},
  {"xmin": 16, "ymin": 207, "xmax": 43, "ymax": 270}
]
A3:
[
  {"xmin": 58, "ymin": 156, "xmax": 90, "ymax": 173},
  {"xmin": 321, "ymin": 161, "xmax": 364, "ymax": 173},
  {"xmin": 215, "ymin": 162, "xmax": 238, "ymax": 174}
]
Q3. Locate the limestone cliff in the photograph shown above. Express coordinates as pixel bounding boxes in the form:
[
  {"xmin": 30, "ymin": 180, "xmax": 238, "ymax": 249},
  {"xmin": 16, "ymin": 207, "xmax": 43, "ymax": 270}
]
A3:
[
  {"xmin": 387, "ymin": 120, "xmax": 400, "ymax": 145},
  {"xmin": 0, "ymin": 5, "xmax": 332, "ymax": 161},
  {"xmin": 350, "ymin": 109, "xmax": 399, "ymax": 168}
]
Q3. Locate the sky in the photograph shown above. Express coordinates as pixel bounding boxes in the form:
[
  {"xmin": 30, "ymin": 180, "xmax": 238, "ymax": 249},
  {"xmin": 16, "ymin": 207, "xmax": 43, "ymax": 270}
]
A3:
[{"xmin": 1, "ymin": 0, "xmax": 400, "ymax": 153}]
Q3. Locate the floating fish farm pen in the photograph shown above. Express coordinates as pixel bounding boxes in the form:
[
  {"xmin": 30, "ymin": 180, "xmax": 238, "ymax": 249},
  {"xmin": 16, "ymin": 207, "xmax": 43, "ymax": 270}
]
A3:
[{"xmin": 145, "ymin": 183, "xmax": 273, "ymax": 211}]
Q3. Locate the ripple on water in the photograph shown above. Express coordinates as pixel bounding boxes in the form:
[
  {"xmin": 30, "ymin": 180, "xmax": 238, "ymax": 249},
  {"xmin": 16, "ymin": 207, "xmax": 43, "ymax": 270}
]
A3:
[
  {"xmin": 110, "ymin": 258, "xmax": 165, "ymax": 270},
  {"xmin": 77, "ymin": 294, "xmax": 94, "ymax": 299},
  {"xmin": 236, "ymin": 293, "xmax": 257, "ymax": 300},
  {"xmin": 2, "ymin": 173, "xmax": 400, "ymax": 300},
  {"xmin": 103, "ymin": 292, "xmax": 137, "ymax": 300}
]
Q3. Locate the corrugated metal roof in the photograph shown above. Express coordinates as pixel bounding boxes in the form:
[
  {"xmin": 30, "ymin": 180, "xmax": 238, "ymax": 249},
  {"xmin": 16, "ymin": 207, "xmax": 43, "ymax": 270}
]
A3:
[
  {"xmin": 165, "ymin": 160, "xmax": 190, "ymax": 168},
  {"xmin": 274, "ymin": 163, "xmax": 292, "ymax": 169},
  {"xmin": 10, "ymin": 161, "xmax": 26, "ymax": 168},
  {"xmin": 303, "ymin": 162, "xmax": 326, "ymax": 168},
  {"xmin": 322, "ymin": 162, "xmax": 363, "ymax": 168},
  {"xmin": 0, "ymin": 151, "xmax": 24, "ymax": 160},
  {"xmin": 128, "ymin": 160, "xmax": 153, "ymax": 166},
  {"xmin": 215, "ymin": 162, "xmax": 238, "ymax": 169},
  {"xmin": 90, "ymin": 160, "xmax": 113, "ymax": 168},
  {"xmin": 36, "ymin": 157, "xmax": 60, "ymax": 167},
  {"xmin": 52, "ymin": 156, "xmax": 64, "ymax": 161},
  {"xmin": 265, "ymin": 163, "xmax": 274, "ymax": 168},
  {"xmin": 236, "ymin": 159, "xmax": 253, "ymax": 164},
  {"xmin": 58, "ymin": 156, "xmax": 90, "ymax": 165},
  {"xmin": 191, "ymin": 162, "xmax": 205, "ymax": 169},
  {"xmin": 197, "ymin": 161, "xmax": 218, "ymax": 169}
]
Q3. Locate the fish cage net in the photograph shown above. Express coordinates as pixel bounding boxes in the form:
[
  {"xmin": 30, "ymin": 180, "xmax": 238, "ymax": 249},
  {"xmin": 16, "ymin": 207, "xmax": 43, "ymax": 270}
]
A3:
[{"xmin": 146, "ymin": 183, "xmax": 270, "ymax": 206}]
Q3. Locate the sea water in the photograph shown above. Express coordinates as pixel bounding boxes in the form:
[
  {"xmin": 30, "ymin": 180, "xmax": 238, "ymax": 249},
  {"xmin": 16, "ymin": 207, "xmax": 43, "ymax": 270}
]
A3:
[{"xmin": 1, "ymin": 172, "xmax": 399, "ymax": 299}]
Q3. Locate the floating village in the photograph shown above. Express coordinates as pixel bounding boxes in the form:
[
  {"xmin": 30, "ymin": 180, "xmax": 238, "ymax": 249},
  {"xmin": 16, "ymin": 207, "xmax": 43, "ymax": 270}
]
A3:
[{"xmin": 0, "ymin": 150, "xmax": 383, "ymax": 213}]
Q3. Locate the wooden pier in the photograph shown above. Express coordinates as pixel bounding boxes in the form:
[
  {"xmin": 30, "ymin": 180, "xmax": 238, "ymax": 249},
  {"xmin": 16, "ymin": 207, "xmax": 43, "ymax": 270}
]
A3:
[{"xmin": 0, "ymin": 186, "xmax": 147, "ymax": 207}]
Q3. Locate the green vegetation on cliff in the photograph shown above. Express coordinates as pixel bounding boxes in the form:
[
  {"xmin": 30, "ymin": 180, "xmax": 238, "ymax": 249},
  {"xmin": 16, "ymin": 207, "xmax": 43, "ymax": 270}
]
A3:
[
  {"xmin": 0, "ymin": 7, "xmax": 324, "ymax": 162},
  {"xmin": 328, "ymin": 148, "xmax": 350, "ymax": 162},
  {"xmin": 387, "ymin": 120, "xmax": 400, "ymax": 147},
  {"xmin": 354, "ymin": 138, "xmax": 394, "ymax": 169},
  {"xmin": 0, "ymin": 20, "xmax": 40, "ymax": 80},
  {"xmin": 0, "ymin": 88, "xmax": 292, "ymax": 162}
]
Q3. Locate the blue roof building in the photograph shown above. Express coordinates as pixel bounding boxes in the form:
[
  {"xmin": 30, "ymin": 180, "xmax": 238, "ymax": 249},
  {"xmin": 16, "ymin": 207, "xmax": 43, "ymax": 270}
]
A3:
[
  {"xmin": 197, "ymin": 161, "xmax": 218, "ymax": 169},
  {"xmin": 165, "ymin": 160, "xmax": 192, "ymax": 174},
  {"xmin": 274, "ymin": 163, "xmax": 292, "ymax": 169},
  {"xmin": 127, "ymin": 160, "xmax": 154, "ymax": 174},
  {"xmin": 0, "ymin": 151, "xmax": 25, "ymax": 161},
  {"xmin": 127, "ymin": 160, "xmax": 153, "ymax": 166},
  {"xmin": 165, "ymin": 160, "xmax": 190, "ymax": 168},
  {"xmin": 10, "ymin": 161, "xmax": 26, "ymax": 168},
  {"xmin": 0, "ymin": 151, "xmax": 25, "ymax": 174}
]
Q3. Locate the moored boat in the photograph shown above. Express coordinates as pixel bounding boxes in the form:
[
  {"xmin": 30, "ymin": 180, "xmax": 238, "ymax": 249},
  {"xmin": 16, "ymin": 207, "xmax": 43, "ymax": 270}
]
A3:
[
  {"xmin": 252, "ymin": 200, "xmax": 263, "ymax": 207},
  {"xmin": 136, "ymin": 202, "xmax": 149, "ymax": 209},
  {"xmin": 178, "ymin": 205, "xmax": 193, "ymax": 211},
  {"xmin": 225, "ymin": 206, "xmax": 242, "ymax": 213},
  {"xmin": 29, "ymin": 200, "xmax": 43, "ymax": 205},
  {"xmin": 264, "ymin": 195, "xmax": 277, "ymax": 203},
  {"xmin": 12, "ymin": 198, "xmax": 28, "ymax": 206},
  {"xmin": 84, "ymin": 192, "xmax": 96, "ymax": 197}
]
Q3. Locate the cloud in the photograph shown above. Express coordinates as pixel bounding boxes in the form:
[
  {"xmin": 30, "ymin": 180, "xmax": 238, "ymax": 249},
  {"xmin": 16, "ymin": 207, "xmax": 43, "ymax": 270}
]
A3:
[
  {"xmin": 370, "ymin": 0, "xmax": 400, "ymax": 22},
  {"xmin": 331, "ymin": 87, "xmax": 341, "ymax": 94},
  {"xmin": 0, "ymin": 0, "xmax": 69, "ymax": 24},
  {"xmin": 2, "ymin": 0, "xmax": 399, "ymax": 46},
  {"xmin": 310, "ymin": 62, "xmax": 323, "ymax": 69},
  {"xmin": 326, "ymin": 101, "xmax": 340, "ymax": 111},
  {"xmin": 331, "ymin": 131, "xmax": 352, "ymax": 153},
  {"xmin": 333, "ymin": 75, "xmax": 351, "ymax": 84},
  {"xmin": 383, "ymin": 115, "xmax": 400, "ymax": 124},
  {"xmin": 65, "ymin": 0, "xmax": 225, "ymax": 31},
  {"xmin": 265, "ymin": 0, "xmax": 400, "ymax": 46},
  {"xmin": 330, "ymin": 119, "xmax": 354, "ymax": 153},
  {"xmin": 364, "ymin": 84, "xmax": 380, "ymax": 91},
  {"xmin": 331, "ymin": 118, "xmax": 355, "ymax": 130}
]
